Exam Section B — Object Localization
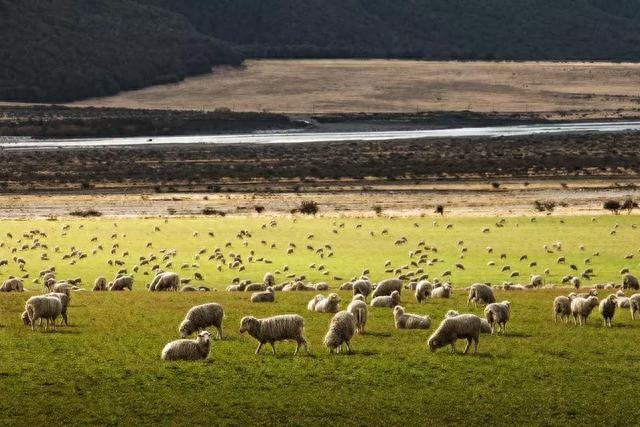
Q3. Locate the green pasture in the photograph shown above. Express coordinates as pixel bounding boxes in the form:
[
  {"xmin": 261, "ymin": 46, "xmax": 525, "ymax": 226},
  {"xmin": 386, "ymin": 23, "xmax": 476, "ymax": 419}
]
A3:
[{"xmin": 1, "ymin": 214, "xmax": 639, "ymax": 426}]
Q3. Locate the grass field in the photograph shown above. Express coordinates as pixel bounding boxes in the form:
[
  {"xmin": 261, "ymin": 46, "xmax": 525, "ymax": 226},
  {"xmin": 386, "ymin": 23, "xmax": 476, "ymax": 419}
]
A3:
[
  {"xmin": 73, "ymin": 60, "xmax": 640, "ymax": 118},
  {"xmin": 1, "ymin": 214, "xmax": 640, "ymax": 426}
]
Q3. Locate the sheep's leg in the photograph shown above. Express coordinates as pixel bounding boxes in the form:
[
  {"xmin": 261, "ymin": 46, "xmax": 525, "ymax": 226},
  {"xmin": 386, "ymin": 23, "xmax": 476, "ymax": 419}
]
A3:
[
  {"xmin": 473, "ymin": 337, "xmax": 479, "ymax": 353},
  {"xmin": 294, "ymin": 341, "xmax": 300, "ymax": 356},
  {"xmin": 345, "ymin": 341, "xmax": 352, "ymax": 354},
  {"xmin": 269, "ymin": 342, "xmax": 276, "ymax": 355},
  {"xmin": 217, "ymin": 326, "xmax": 223, "ymax": 340},
  {"xmin": 463, "ymin": 338, "xmax": 471, "ymax": 354},
  {"xmin": 51, "ymin": 317, "xmax": 57, "ymax": 331},
  {"xmin": 255, "ymin": 342, "xmax": 263, "ymax": 354},
  {"xmin": 302, "ymin": 338, "xmax": 310, "ymax": 355},
  {"xmin": 450, "ymin": 342, "xmax": 456, "ymax": 353}
]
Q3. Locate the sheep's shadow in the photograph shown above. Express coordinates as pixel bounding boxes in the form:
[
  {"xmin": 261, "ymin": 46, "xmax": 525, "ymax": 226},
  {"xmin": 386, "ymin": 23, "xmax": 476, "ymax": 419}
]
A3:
[
  {"xmin": 496, "ymin": 332, "xmax": 532, "ymax": 338},
  {"xmin": 361, "ymin": 331, "xmax": 392, "ymax": 338}
]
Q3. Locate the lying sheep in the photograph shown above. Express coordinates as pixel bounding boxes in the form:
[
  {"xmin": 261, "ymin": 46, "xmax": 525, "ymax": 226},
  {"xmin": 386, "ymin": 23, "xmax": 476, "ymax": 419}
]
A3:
[
  {"xmin": 370, "ymin": 290, "xmax": 400, "ymax": 308},
  {"xmin": 307, "ymin": 295, "xmax": 325, "ymax": 311},
  {"xmin": 484, "ymin": 301, "xmax": 511, "ymax": 334},
  {"xmin": 23, "ymin": 295, "xmax": 63, "ymax": 331},
  {"xmin": 599, "ymin": 294, "xmax": 617, "ymax": 327},
  {"xmin": 51, "ymin": 282, "xmax": 72, "ymax": 296},
  {"xmin": 570, "ymin": 295, "xmax": 599, "ymax": 326},
  {"xmin": 179, "ymin": 303, "xmax": 224, "ymax": 339},
  {"xmin": 530, "ymin": 275, "xmax": 544, "ymax": 288},
  {"xmin": 161, "ymin": 331, "xmax": 212, "ymax": 361},
  {"xmin": 239, "ymin": 314, "xmax": 310, "ymax": 355},
  {"xmin": 415, "ymin": 280, "xmax": 432, "ymax": 303},
  {"xmin": 323, "ymin": 311, "xmax": 357, "ymax": 353},
  {"xmin": 347, "ymin": 294, "xmax": 368, "ymax": 334},
  {"xmin": 467, "ymin": 283, "xmax": 495, "ymax": 307},
  {"xmin": 431, "ymin": 283, "xmax": 452, "ymax": 299},
  {"xmin": 263, "ymin": 272, "xmax": 276, "ymax": 287},
  {"xmin": 352, "ymin": 279, "xmax": 372, "ymax": 299},
  {"xmin": 109, "ymin": 275, "xmax": 133, "ymax": 291},
  {"xmin": 553, "ymin": 296, "xmax": 572, "ymax": 324},
  {"xmin": 250, "ymin": 287, "xmax": 275, "ymax": 303},
  {"xmin": 428, "ymin": 314, "xmax": 482, "ymax": 354},
  {"xmin": 93, "ymin": 276, "xmax": 107, "ymax": 291},
  {"xmin": 245, "ymin": 283, "xmax": 266, "ymax": 292},
  {"xmin": 314, "ymin": 293, "xmax": 341, "ymax": 313},
  {"xmin": 149, "ymin": 272, "xmax": 179, "ymax": 292},
  {"xmin": 393, "ymin": 305, "xmax": 431, "ymax": 329},
  {"xmin": 630, "ymin": 294, "xmax": 640, "ymax": 320},
  {"xmin": 371, "ymin": 278, "xmax": 402, "ymax": 298},
  {"xmin": 1, "ymin": 277, "xmax": 24, "ymax": 292},
  {"xmin": 623, "ymin": 274, "xmax": 639, "ymax": 290}
]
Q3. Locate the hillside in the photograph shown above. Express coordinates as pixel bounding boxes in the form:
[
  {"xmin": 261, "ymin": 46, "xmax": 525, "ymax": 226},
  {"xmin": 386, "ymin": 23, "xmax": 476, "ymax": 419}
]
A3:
[{"xmin": 0, "ymin": 0, "xmax": 241, "ymax": 102}]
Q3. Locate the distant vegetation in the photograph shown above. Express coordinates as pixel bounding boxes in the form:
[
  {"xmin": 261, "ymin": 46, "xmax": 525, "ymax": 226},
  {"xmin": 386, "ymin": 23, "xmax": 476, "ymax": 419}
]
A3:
[{"xmin": 4, "ymin": 0, "xmax": 640, "ymax": 102}]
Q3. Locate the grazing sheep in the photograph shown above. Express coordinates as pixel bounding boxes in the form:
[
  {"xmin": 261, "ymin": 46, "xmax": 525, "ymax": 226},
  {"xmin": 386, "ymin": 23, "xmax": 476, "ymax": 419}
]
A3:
[
  {"xmin": 570, "ymin": 296, "xmax": 599, "ymax": 326},
  {"xmin": 148, "ymin": 272, "xmax": 179, "ymax": 292},
  {"xmin": 323, "ymin": 311, "xmax": 357, "ymax": 353},
  {"xmin": 250, "ymin": 287, "xmax": 275, "ymax": 303},
  {"xmin": 427, "ymin": 314, "xmax": 482, "ymax": 354},
  {"xmin": 553, "ymin": 296, "xmax": 572, "ymax": 324},
  {"xmin": 314, "ymin": 293, "xmax": 341, "ymax": 313},
  {"xmin": 599, "ymin": 294, "xmax": 617, "ymax": 327},
  {"xmin": 630, "ymin": 294, "xmax": 640, "ymax": 320},
  {"xmin": 23, "ymin": 295, "xmax": 63, "ymax": 331},
  {"xmin": 393, "ymin": 305, "xmax": 431, "ymax": 329},
  {"xmin": 371, "ymin": 278, "xmax": 402, "ymax": 298},
  {"xmin": 622, "ymin": 274, "xmax": 639, "ymax": 290},
  {"xmin": 415, "ymin": 280, "xmax": 432, "ymax": 303},
  {"xmin": 530, "ymin": 275, "xmax": 544, "ymax": 288},
  {"xmin": 445, "ymin": 310, "xmax": 493, "ymax": 334},
  {"xmin": 51, "ymin": 282, "xmax": 72, "ymax": 296},
  {"xmin": 47, "ymin": 292, "xmax": 70, "ymax": 326},
  {"xmin": 352, "ymin": 279, "xmax": 372, "ymax": 299},
  {"xmin": 0, "ymin": 277, "xmax": 24, "ymax": 292},
  {"xmin": 484, "ymin": 301, "xmax": 511, "ymax": 334},
  {"xmin": 616, "ymin": 296, "xmax": 630, "ymax": 309},
  {"xmin": 347, "ymin": 295, "xmax": 368, "ymax": 334},
  {"xmin": 239, "ymin": 314, "xmax": 310, "ymax": 355},
  {"xmin": 431, "ymin": 283, "xmax": 452, "ymax": 299},
  {"xmin": 370, "ymin": 290, "xmax": 401, "ymax": 308},
  {"xmin": 467, "ymin": 283, "xmax": 495, "ymax": 307},
  {"xmin": 179, "ymin": 303, "xmax": 224, "ymax": 339},
  {"xmin": 161, "ymin": 331, "xmax": 212, "ymax": 361},
  {"xmin": 307, "ymin": 295, "xmax": 325, "ymax": 311},
  {"xmin": 93, "ymin": 276, "xmax": 107, "ymax": 291},
  {"xmin": 109, "ymin": 275, "xmax": 133, "ymax": 291}
]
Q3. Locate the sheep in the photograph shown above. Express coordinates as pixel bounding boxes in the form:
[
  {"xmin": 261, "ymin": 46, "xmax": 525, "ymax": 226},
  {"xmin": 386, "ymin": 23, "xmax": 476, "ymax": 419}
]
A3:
[
  {"xmin": 161, "ymin": 331, "xmax": 212, "ymax": 361},
  {"xmin": 46, "ymin": 292, "xmax": 70, "ymax": 326},
  {"xmin": 599, "ymin": 294, "xmax": 617, "ymax": 327},
  {"xmin": 431, "ymin": 283, "xmax": 452, "ymax": 299},
  {"xmin": 445, "ymin": 309, "xmax": 492, "ymax": 334},
  {"xmin": 371, "ymin": 278, "xmax": 402, "ymax": 298},
  {"xmin": 351, "ymin": 279, "xmax": 372, "ymax": 299},
  {"xmin": 484, "ymin": 301, "xmax": 511, "ymax": 334},
  {"xmin": 427, "ymin": 314, "xmax": 482, "ymax": 354},
  {"xmin": 415, "ymin": 280, "xmax": 432, "ymax": 303},
  {"xmin": 245, "ymin": 283, "xmax": 266, "ymax": 292},
  {"xmin": 0, "ymin": 277, "xmax": 24, "ymax": 292},
  {"xmin": 314, "ymin": 282, "xmax": 330, "ymax": 291},
  {"xmin": 23, "ymin": 295, "xmax": 63, "ymax": 331},
  {"xmin": 179, "ymin": 303, "xmax": 224, "ymax": 339},
  {"xmin": 553, "ymin": 296, "xmax": 572, "ymax": 324},
  {"xmin": 314, "ymin": 293, "xmax": 341, "ymax": 313},
  {"xmin": 346, "ymin": 295, "xmax": 368, "ymax": 334},
  {"xmin": 339, "ymin": 282, "xmax": 354, "ymax": 291},
  {"xmin": 323, "ymin": 311, "xmax": 357, "ymax": 353},
  {"xmin": 570, "ymin": 296, "xmax": 599, "ymax": 325},
  {"xmin": 263, "ymin": 272, "xmax": 275, "ymax": 287},
  {"xmin": 109, "ymin": 275, "xmax": 133, "ymax": 291},
  {"xmin": 307, "ymin": 295, "xmax": 325, "ymax": 311},
  {"xmin": 393, "ymin": 305, "xmax": 431, "ymax": 329},
  {"xmin": 630, "ymin": 294, "xmax": 640, "ymax": 320},
  {"xmin": 239, "ymin": 314, "xmax": 310, "ymax": 355},
  {"xmin": 148, "ymin": 272, "xmax": 179, "ymax": 292},
  {"xmin": 622, "ymin": 274, "xmax": 639, "ymax": 290},
  {"xmin": 616, "ymin": 296, "xmax": 630, "ymax": 309},
  {"xmin": 530, "ymin": 275, "xmax": 544, "ymax": 288},
  {"xmin": 93, "ymin": 276, "xmax": 107, "ymax": 291},
  {"xmin": 51, "ymin": 282, "xmax": 72, "ymax": 296},
  {"xmin": 250, "ymin": 287, "xmax": 275, "ymax": 303},
  {"xmin": 467, "ymin": 283, "xmax": 495, "ymax": 307},
  {"xmin": 370, "ymin": 290, "xmax": 400, "ymax": 308}
]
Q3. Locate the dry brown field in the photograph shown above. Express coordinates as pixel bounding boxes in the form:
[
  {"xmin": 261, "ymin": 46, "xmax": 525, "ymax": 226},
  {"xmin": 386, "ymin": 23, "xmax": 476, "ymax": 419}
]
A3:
[{"xmin": 71, "ymin": 60, "xmax": 640, "ymax": 118}]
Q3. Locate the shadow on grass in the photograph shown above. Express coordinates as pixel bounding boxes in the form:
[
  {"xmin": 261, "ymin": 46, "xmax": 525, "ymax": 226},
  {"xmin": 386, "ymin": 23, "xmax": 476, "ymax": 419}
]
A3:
[
  {"xmin": 362, "ymin": 331, "xmax": 392, "ymax": 338},
  {"xmin": 499, "ymin": 332, "xmax": 532, "ymax": 338}
]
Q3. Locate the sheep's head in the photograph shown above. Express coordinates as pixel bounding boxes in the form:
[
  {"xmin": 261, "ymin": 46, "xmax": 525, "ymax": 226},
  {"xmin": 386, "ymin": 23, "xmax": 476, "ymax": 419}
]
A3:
[
  {"xmin": 21, "ymin": 310, "xmax": 30, "ymax": 325},
  {"xmin": 329, "ymin": 293, "xmax": 340, "ymax": 303},
  {"xmin": 352, "ymin": 294, "xmax": 365, "ymax": 302},
  {"xmin": 393, "ymin": 305, "xmax": 404, "ymax": 316},
  {"xmin": 239, "ymin": 316, "xmax": 258, "ymax": 334},
  {"xmin": 427, "ymin": 338, "xmax": 439, "ymax": 352},
  {"xmin": 391, "ymin": 291, "xmax": 400, "ymax": 303},
  {"xmin": 445, "ymin": 310, "xmax": 459, "ymax": 318},
  {"xmin": 197, "ymin": 331, "xmax": 211, "ymax": 345}
]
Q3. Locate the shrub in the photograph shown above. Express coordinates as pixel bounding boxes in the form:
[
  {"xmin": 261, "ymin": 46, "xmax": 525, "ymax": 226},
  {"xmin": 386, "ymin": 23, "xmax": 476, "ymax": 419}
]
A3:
[
  {"xmin": 622, "ymin": 197, "xmax": 638, "ymax": 215},
  {"xmin": 435, "ymin": 205, "xmax": 445, "ymax": 215},
  {"xmin": 202, "ymin": 207, "xmax": 226, "ymax": 216},
  {"xmin": 254, "ymin": 205, "xmax": 265, "ymax": 214},
  {"xmin": 603, "ymin": 200, "xmax": 621, "ymax": 214},
  {"xmin": 69, "ymin": 209, "xmax": 102, "ymax": 217},
  {"xmin": 298, "ymin": 200, "xmax": 319, "ymax": 215},
  {"xmin": 533, "ymin": 200, "xmax": 556, "ymax": 213},
  {"xmin": 372, "ymin": 205, "xmax": 383, "ymax": 215}
]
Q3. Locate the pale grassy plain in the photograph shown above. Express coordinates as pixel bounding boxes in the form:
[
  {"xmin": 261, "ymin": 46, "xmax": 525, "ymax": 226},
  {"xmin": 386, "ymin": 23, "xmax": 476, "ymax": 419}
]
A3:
[
  {"xmin": 1, "ymin": 215, "xmax": 639, "ymax": 426},
  {"xmin": 73, "ymin": 60, "xmax": 640, "ymax": 117}
]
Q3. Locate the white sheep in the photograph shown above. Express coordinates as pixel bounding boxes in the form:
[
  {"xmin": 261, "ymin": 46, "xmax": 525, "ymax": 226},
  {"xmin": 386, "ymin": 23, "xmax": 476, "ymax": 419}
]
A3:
[
  {"xmin": 23, "ymin": 295, "xmax": 62, "ymax": 331},
  {"xmin": 148, "ymin": 272, "xmax": 179, "ymax": 291},
  {"xmin": 307, "ymin": 295, "xmax": 325, "ymax": 311},
  {"xmin": 47, "ymin": 292, "xmax": 70, "ymax": 326},
  {"xmin": 346, "ymin": 294, "xmax": 368, "ymax": 334},
  {"xmin": 445, "ymin": 310, "xmax": 492, "ymax": 334},
  {"xmin": 352, "ymin": 279, "xmax": 372, "ymax": 299},
  {"xmin": 161, "ymin": 331, "xmax": 212, "ymax": 361},
  {"xmin": 370, "ymin": 290, "xmax": 400, "ymax": 308},
  {"xmin": 570, "ymin": 296, "xmax": 599, "ymax": 325},
  {"xmin": 414, "ymin": 280, "xmax": 432, "ymax": 303},
  {"xmin": 239, "ymin": 314, "xmax": 310, "ymax": 355},
  {"xmin": 371, "ymin": 278, "xmax": 402, "ymax": 298},
  {"xmin": 484, "ymin": 301, "xmax": 511, "ymax": 334},
  {"xmin": 630, "ymin": 294, "xmax": 640, "ymax": 320},
  {"xmin": 250, "ymin": 287, "xmax": 275, "ymax": 303},
  {"xmin": 109, "ymin": 275, "xmax": 133, "ymax": 291},
  {"xmin": 323, "ymin": 311, "xmax": 357, "ymax": 353},
  {"xmin": 599, "ymin": 294, "xmax": 617, "ymax": 327},
  {"xmin": 179, "ymin": 303, "xmax": 224, "ymax": 339},
  {"xmin": 530, "ymin": 275, "xmax": 544, "ymax": 288},
  {"xmin": 93, "ymin": 276, "xmax": 107, "ymax": 291},
  {"xmin": 314, "ymin": 293, "xmax": 341, "ymax": 313},
  {"xmin": 553, "ymin": 296, "xmax": 572, "ymax": 324},
  {"xmin": 393, "ymin": 305, "xmax": 431, "ymax": 329},
  {"xmin": 0, "ymin": 277, "xmax": 24, "ymax": 292},
  {"xmin": 467, "ymin": 283, "xmax": 495, "ymax": 307},
  {"xmin": 263, "ymin": 272, "xmax": 276, "ymax": 287},
  {"xmin": 428, "ymin": 314, "xmax": 482, "ymax": 354},
  {"xmin": 431, "ymin": 283, "xmax": 452, "ymax": 299}
]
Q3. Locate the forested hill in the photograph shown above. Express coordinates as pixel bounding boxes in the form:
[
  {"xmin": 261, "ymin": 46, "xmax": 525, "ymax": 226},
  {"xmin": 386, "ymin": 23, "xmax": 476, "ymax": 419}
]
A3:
[
  {"xmin": 0, "ymin": 0, "xmax": 241, "ymax": 102},
  {"xmin": 4, "ymin": 0, "xmax": 640, "ymax": 102}
]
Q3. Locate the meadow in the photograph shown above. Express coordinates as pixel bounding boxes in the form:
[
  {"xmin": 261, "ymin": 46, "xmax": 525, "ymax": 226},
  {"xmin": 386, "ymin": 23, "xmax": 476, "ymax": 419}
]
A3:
[{"xmin": 1, "ymin": 214, "xmax": 639, "ymax": 426}]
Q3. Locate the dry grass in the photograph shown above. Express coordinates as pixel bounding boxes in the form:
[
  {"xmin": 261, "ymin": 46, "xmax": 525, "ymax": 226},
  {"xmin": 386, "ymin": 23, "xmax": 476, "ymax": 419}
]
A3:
[{"xmin": 72, "ymin": 60, "xmax": 640, "ymax": 117}]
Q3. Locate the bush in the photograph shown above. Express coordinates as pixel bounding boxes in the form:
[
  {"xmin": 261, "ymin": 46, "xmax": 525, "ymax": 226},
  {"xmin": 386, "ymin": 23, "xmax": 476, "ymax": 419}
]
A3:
[
  {"xmin": 254, "ymin": 205, "xmax": 265, "ymax": 214},
  {"xmin": 603, "ymin": 200, "xmax": 621, "ymax": 214},
  {"xmin": 298, "ymin": 200, "xmax": 319, "ymax": 215},
  {"xmin": 202, "ymin": 207, "xmax": 226, "ymax": 216},
  {"xmin": 372, "ymin": 205, "xmax": 383, "ymax": 215},
  {"xmin": 533, "ymin": 200, "xmax": 556, "ymax": 213},
  {"xmin": 69, "ymin": 209, "xmax": 102, "ymax": 217},
  {"xmin": 622, "ymin": 197, "xmax": 638, "ymax": 215},
  {"xmin": 435, "ymin": 205, "xmax": 445, "ymax": 215}
]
